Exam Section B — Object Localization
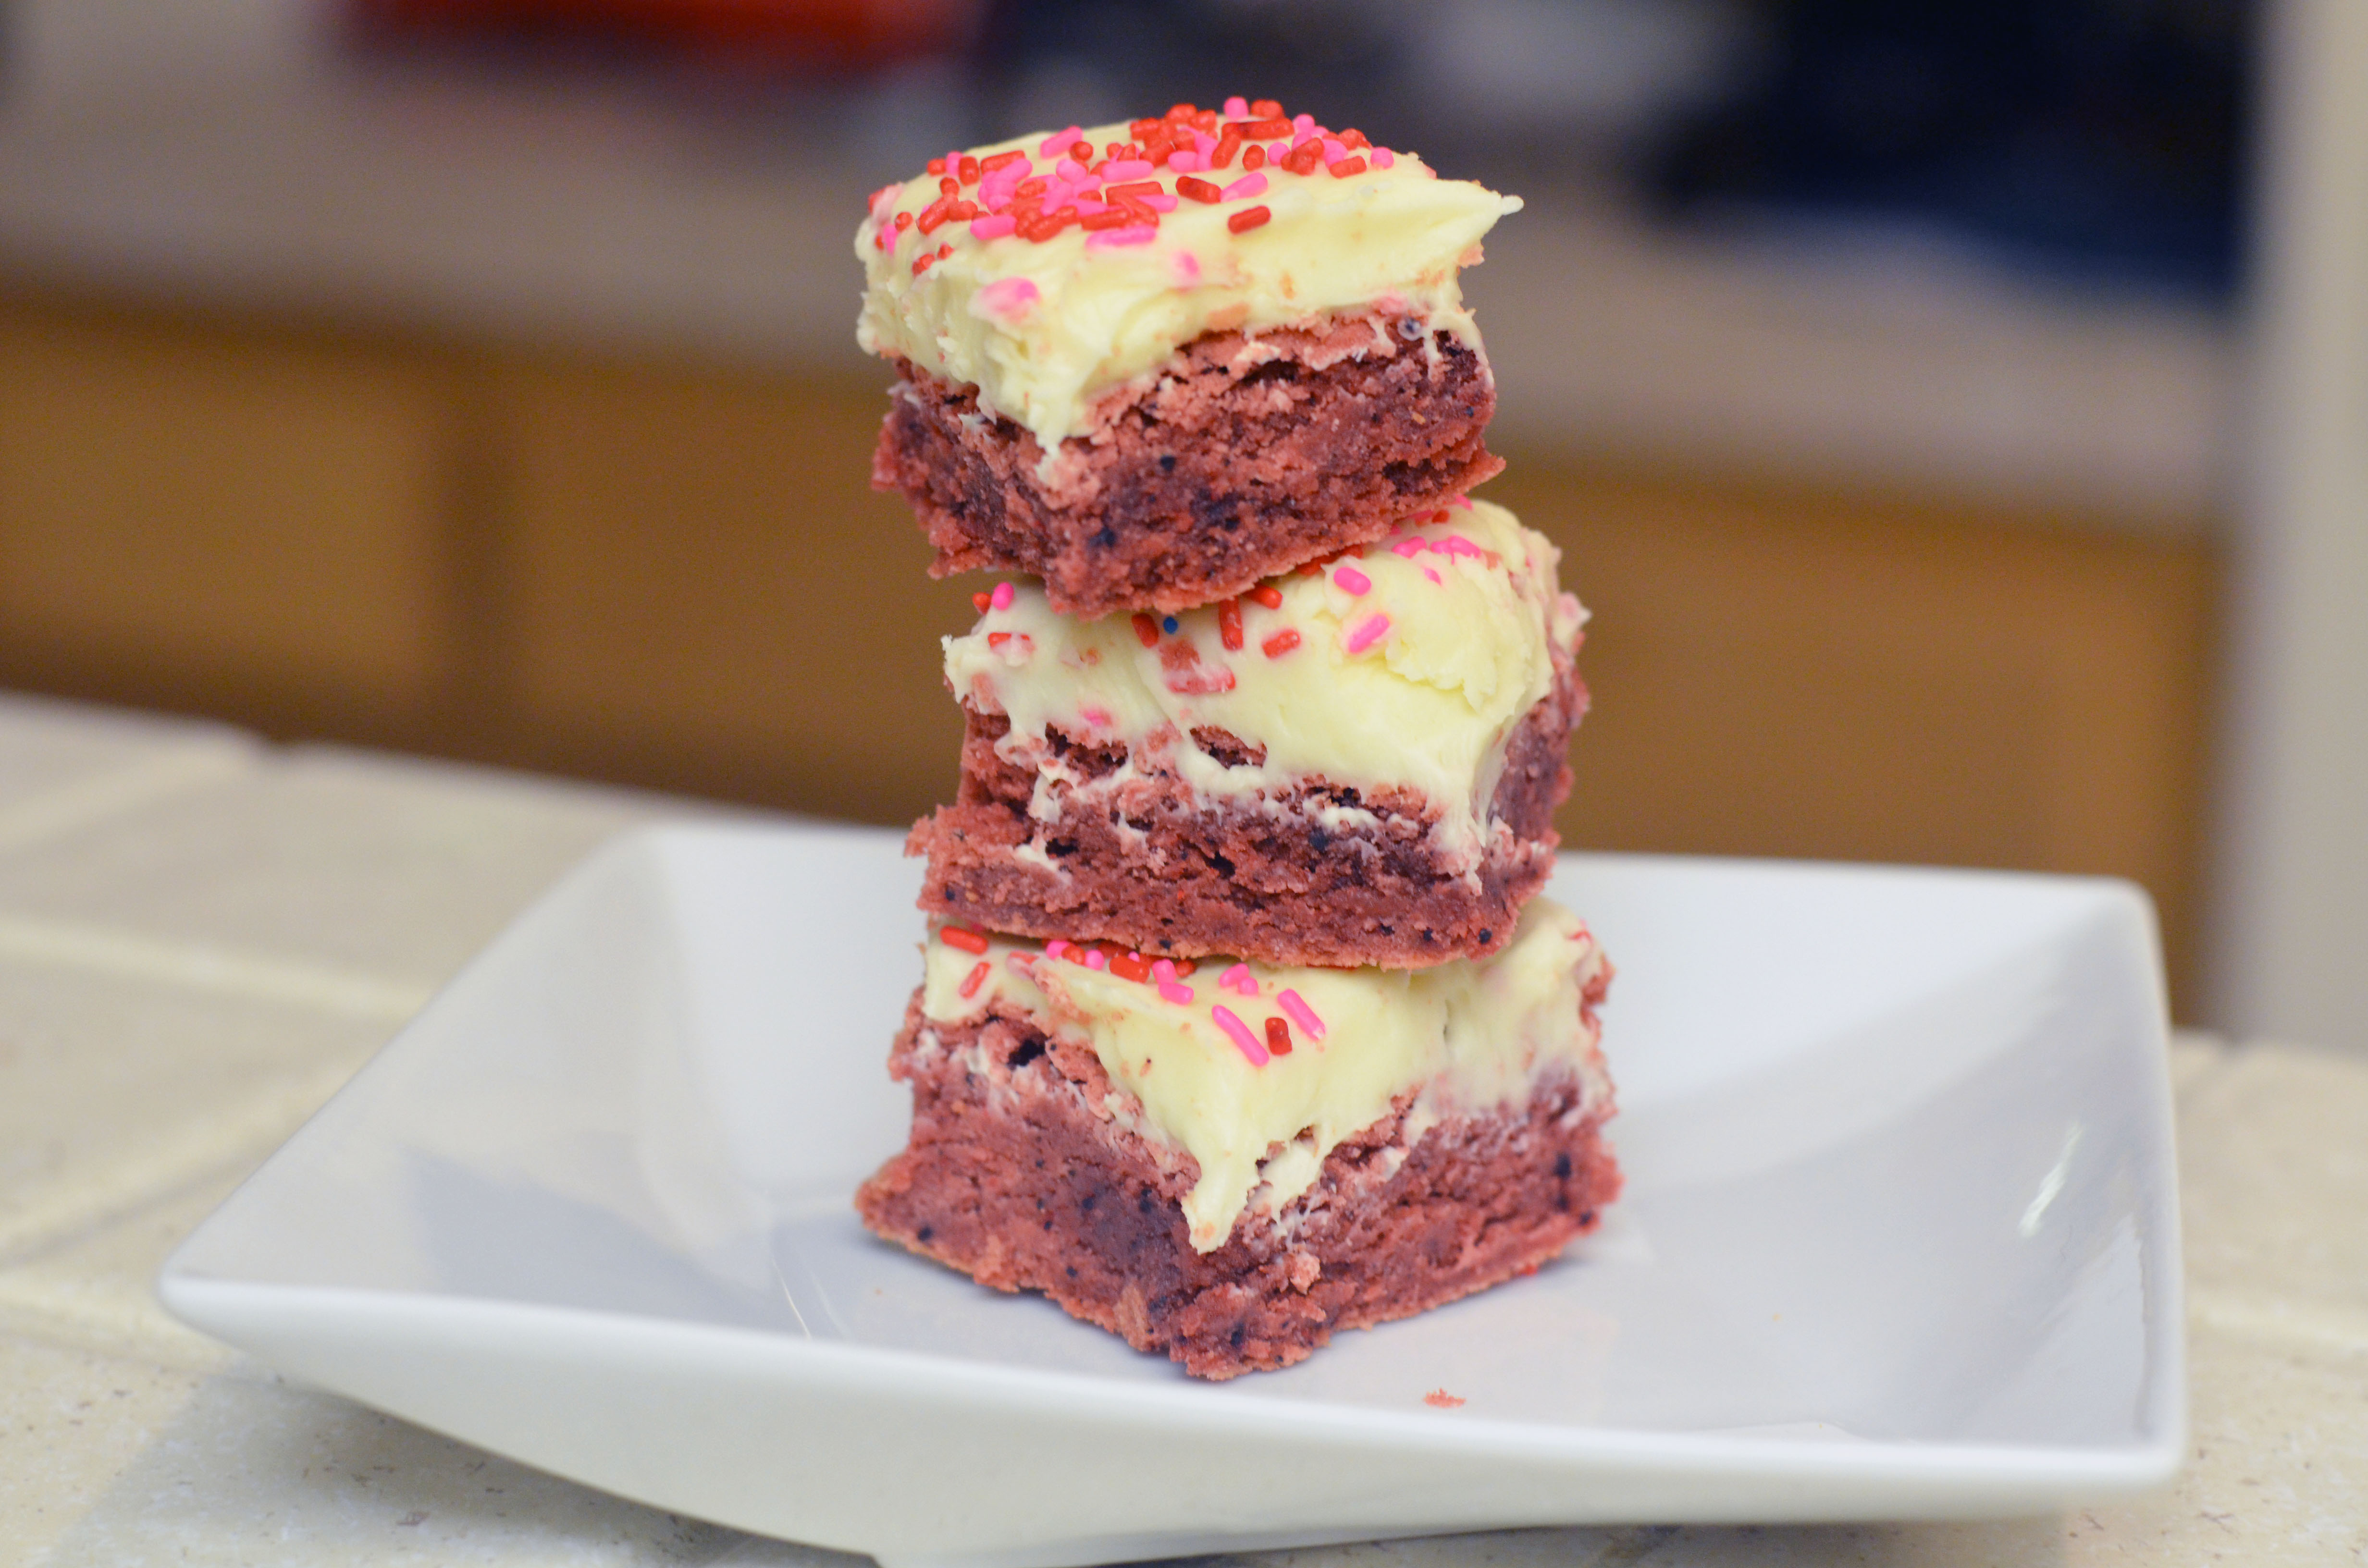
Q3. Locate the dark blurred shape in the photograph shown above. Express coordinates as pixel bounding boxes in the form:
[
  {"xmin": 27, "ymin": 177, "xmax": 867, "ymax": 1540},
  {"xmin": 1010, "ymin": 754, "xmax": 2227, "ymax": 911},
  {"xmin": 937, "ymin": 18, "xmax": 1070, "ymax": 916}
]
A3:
[
  {"xmin": 967, "ymin": 0, "xmax": 1755, "ymax": 187},
  {"xmin": 1643, "ymin": 0, "xmax": 2253, "ymax": 296},
  {"xmin": 349, "ymin": 0, "xmax": 987, "ymax": 71},
  {"xmin": 338, "ymin": 0, "xmax": 2245, "ymax": 298}
]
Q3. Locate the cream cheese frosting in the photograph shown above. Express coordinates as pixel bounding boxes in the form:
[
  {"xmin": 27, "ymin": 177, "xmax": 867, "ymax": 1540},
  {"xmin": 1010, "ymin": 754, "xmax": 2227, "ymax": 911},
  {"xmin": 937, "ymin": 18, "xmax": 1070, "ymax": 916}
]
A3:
[
  {"xmin": 854, "ymin": 107, "xmax": 1521, "ymax": 447},
  {"xmin": 919, "ymin": 894, "xmax": 1612, "ymax": 1252},
  {"xmin": 944, "ymin": 498, "xmax": 1585, "ymax": 869}
]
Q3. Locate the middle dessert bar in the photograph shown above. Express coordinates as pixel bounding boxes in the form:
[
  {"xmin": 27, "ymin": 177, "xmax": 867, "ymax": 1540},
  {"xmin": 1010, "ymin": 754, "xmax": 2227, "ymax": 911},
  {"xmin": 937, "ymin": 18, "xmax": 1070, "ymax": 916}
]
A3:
[{"xmin": 911, "ymin": 499, "xmax": 1586, "ymax": 968}]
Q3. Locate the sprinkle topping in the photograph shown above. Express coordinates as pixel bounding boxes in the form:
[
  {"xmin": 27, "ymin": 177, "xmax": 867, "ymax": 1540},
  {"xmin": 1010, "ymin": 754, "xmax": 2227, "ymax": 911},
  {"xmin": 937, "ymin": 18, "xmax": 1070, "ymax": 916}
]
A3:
[{"xmin": 869, "ymin": 101, "xmax": 1401, "ymax": 257}]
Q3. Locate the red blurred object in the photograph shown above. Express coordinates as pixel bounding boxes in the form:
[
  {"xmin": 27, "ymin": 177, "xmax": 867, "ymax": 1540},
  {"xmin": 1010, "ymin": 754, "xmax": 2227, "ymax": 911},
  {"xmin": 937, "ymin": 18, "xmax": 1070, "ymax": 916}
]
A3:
[{"xmin": 349, "ymin": 0, "xmax": 980, "ymax": 69}]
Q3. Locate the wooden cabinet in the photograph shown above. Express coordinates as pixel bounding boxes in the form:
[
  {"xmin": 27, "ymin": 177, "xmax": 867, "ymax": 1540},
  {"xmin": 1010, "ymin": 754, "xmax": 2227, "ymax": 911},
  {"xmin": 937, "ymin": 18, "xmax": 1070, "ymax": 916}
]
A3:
[
  {"xmin": 0, "ymin": 310, "xmax": 459, "ymax": 718},
  {"xmin": 0, "ymin": 297, "xmax": 2218, "ymax": 1009}
]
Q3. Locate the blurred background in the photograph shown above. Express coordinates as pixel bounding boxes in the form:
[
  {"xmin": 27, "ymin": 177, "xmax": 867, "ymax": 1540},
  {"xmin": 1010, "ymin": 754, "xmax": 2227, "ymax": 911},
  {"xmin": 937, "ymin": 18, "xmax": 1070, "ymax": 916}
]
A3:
[{"xmin": 0, "ymin": 0, "xmax": 2356, "ymax": 1037}]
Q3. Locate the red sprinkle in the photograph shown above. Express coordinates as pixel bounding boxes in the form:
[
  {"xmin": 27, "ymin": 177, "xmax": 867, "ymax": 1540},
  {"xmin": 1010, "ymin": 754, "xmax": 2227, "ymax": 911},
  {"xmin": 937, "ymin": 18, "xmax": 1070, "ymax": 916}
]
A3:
[
  {"xmin": 911, "ymin": 253, "xmax": 934, "ymax": 274},
  {"xmin": 1241, "ymin": 118, "xmax": 1292, "ymax": 140},
  {"xmin": 1071, "ymin": 140, "xmax": 1095, "ymax": 161},
  {"xmin": 1340, "ymin": 128, "xmax": 1371, "ymax": 150},
  {"xmin": 1248, "ymin": 584, "xmax": 1284, "ymax": 609},
  {"xmin": 1217, "ymin": 598, "xmax": 1244, "ymax": 651},
  {"xmin": 926, "ymin": 157, "xmax": 947, "ymax": 174},
  {"xmin": 1250, "ymin": 98, "xmax": 1285, "ymax": 118},
  {"xmin": 893, "ymin": 211, "xmax": 913, "ymax": 230},
  {"xmin": 1261, "ymin": 628, "xmax": 1301, "ymax": 658},
  {"xmin": 1110, "ymin": 953, "xmax": 1153, "ymax": 983},
  {"xmin": 1176, "ymin": 175, "xmax": 1223, "ymax": 204},
  {"xmin": 972, "ymin": 591, "xmax": 992, "ymax": 613},
  {"xmin": 1105, "ymin": 180, "xmax": 1163, "ymax": 200},
  {"xmin": 1019, "ymin": 208, "xmax": 1078, "ymax": 242},
  {"xmin": 1228, "ymin": 205, "xmax": 1271, "ymax": 233},
  {"xmin": 1265, "ymin": 1017, "xmax": 1293, "ymax": 1056},
  {"xmin": 940, "ymin": 926, "xmax": 989, "ymax": 954},
  {"xmin": 1172, "ymin": 958, "xmax": 1198, "ymax": 978},
  {"xmin": 958, "ymin": 961, "xmax": 990, "ymax": 999},
  {"xmin": 1280, "ymin": 141, "xmax": 1325, "ymax": 175},
  {"xmin": 1242, "ymin": 145, "xmax": 1265, "ymax": 171},
  {"xmin": 986, "ymin": 632, "xmax": 1010, "ymax": 648},
  {"xmin": 982, "ymin": 149, "xmax": 1026, "ymax": 172},
  {"xmin": 938, "ymin": 176, "xmax": 959, "ymax": 196},
  {"xmin": 1132, "ymin": 612, "xmax": 1161, "ymax": 648},
  {"xmin": 1327, "ymin": 155, "xmax": 1368, "ymax": 178},
  {"xmin": 957, "ymin": 155, "xmax": 980, "ymax": 184}
]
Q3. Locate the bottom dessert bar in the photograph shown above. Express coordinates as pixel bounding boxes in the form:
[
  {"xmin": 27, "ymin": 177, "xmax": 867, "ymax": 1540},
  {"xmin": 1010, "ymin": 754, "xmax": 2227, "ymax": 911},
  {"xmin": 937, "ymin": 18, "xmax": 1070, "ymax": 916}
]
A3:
[{"xmin": 857, "ymin": 899, "xmax": 1620, "ymax": 1379}]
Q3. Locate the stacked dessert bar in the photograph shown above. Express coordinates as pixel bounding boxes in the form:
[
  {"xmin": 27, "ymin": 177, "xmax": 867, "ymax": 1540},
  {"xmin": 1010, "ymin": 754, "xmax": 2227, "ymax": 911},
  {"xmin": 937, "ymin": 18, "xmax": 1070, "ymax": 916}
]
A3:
[{"xmin": 850, "ymin": 100, "xmax": 1621, "ymax": 1378}]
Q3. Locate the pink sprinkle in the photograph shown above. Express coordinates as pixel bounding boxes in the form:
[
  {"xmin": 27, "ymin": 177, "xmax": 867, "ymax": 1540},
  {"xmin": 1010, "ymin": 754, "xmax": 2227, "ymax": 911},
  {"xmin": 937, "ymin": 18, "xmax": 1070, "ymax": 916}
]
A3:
[
  {"xmin": 1080, "ymin": 704, "xmax": 1114, "ymax": 727},
  {"xmin": 1169, "ymin": 151, "xmax": 1201, "ymax": 173},
  {"xmin": 1220, "ymin": 172, "xmax": 1269, "ymax": 201},
  {"xmin": 1449, "ymin": 493, "xmax": 1473, "ymax": 509},
  {"xmin": 1268, "ymin": 142, "xmax": 1291, "ymax": 162},
  {"xmin": 1085, "ymin": 225, "xmax": 1159, "ymax": 250},
  {"xmin": 1210, "ymin": 1004, "xmax": 1270, "ymax": 1066},
  {"xmin": 968, "ymin": 213, "xmax": 1018, "ymax": 240},
  {"xmin": 1322, "ymin": 137, "xmax": 1347, "ymax": 162},
  {"xmin": 1170, "ymin": 249, "xmax": 1201, "ymax": 286},
  {"xmin": 1277, "ymin": 989, "xmax": 1326, "ymax": 1041},
  {"xmin": 1101, "ymin": 159, "xmax": 1153, "ymax": 181},
  {"xmin": 1038, "ymin": 126, "xmax": 1083, "ymax": 158},
  {"xmin": 1391, "ymin": 537, "xmax": 1429, "ymax": 557},
  {"xmin": 1158, "ymin": 980, "xmax": 1195, "ymax": 1005},
  {"xmin": 1193, "ymin": 130, "xmax": 1218, "ymax": 155},
  {"xmin": 1073, "ymin": 197, "xmax": 1110, "ymax": 219},
  {"xmin": 1293, "ymin": 113, "xmax": 1315, "ymax": 135},
  {"xmin": 1151, "ymin": 958, "xmax": 1177, "ymax": 982},
  {"xmin": 1292, "ymin": 127, "xmax": 1320, "ymax": 147},
  {"xmin": 990, "ymin": 581, "xmax": 1015, "ymax": 610},
  {"xmin": 1005, "ymin": 952, "xmax": 1034, "ymax": 974},
  {"xmin": 1424, "ymin": 566, "xmax": 1443, "ymax": 584},
  {"xmin": 1372, "ymin": 148, "xmax": 1395, "ymax": 169},
  {"xmin": 1045, "ymin": 939, "xmax": 1069, "ymax": 958},
  {"xmin": 1333, "ymin": 564, "xmax": 1371, "ymax": 595},
  {"xmin": 1345, "ymin": 613, "xmax": 1392, "ymax": 654},
  {"xmin": 1224, "ymin": 96, "xmax": 1248, "ymax": 117},
  {"xmin": 1139, "ymin": 192, "xmax": 1178, "ymax": 212},
  {"xmin": 1220, "ymin": 962, "xmax": 1257, "ymax": 995},
  {"xmin": 1084, "ymin": 949, "xmax": 1107, "ymax": 970},
  {"xmin": 974, "ymin": 277, "xmax": 1036, "ymax": 320}
]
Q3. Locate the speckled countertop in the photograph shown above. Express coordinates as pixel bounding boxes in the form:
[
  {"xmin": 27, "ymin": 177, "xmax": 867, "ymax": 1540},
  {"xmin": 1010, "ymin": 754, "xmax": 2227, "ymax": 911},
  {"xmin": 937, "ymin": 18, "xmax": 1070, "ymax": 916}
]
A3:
[{"xmin": 0, "ymin": 692, "xmax": 2358, "ymax": 1566}]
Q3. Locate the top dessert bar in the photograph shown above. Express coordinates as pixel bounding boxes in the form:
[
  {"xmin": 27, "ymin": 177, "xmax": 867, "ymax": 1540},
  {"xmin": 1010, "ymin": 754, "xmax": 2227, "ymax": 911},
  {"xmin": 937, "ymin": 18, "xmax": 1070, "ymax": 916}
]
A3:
[{"xmin": 858, "ymin": 99, "xmax": 1523, "ymax": 616}]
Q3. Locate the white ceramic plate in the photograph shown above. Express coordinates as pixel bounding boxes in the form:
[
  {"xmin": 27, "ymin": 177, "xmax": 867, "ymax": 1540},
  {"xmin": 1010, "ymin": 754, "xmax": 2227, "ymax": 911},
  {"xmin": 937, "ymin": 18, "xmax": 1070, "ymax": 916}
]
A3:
[{"xmin": 161, "ymin": 823, "xmax": 2183, "ymax": 1568}]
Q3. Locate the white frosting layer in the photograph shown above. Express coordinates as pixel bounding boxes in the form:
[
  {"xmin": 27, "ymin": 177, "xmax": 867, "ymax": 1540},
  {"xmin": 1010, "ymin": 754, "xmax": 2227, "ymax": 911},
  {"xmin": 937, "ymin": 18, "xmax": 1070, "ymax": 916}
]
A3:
[
  {"xmin": 945, "ymin": 499, "xmax": 1584, "ymax": 870},
  {"xmin": 855, "ymin": 116, "xmax": 1520, "ymax": 446},
  {"xmin": 919, "ymin": 896, "xmax": 1612, "ymax": 1252}
]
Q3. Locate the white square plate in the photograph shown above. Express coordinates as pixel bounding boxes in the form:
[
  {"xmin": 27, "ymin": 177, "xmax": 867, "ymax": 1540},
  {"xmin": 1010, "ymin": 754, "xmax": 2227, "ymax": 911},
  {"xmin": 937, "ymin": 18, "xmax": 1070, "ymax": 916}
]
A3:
[{"xmin": 161, "ymin": 822, "xmax": 2183, "ymax": 1568}]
